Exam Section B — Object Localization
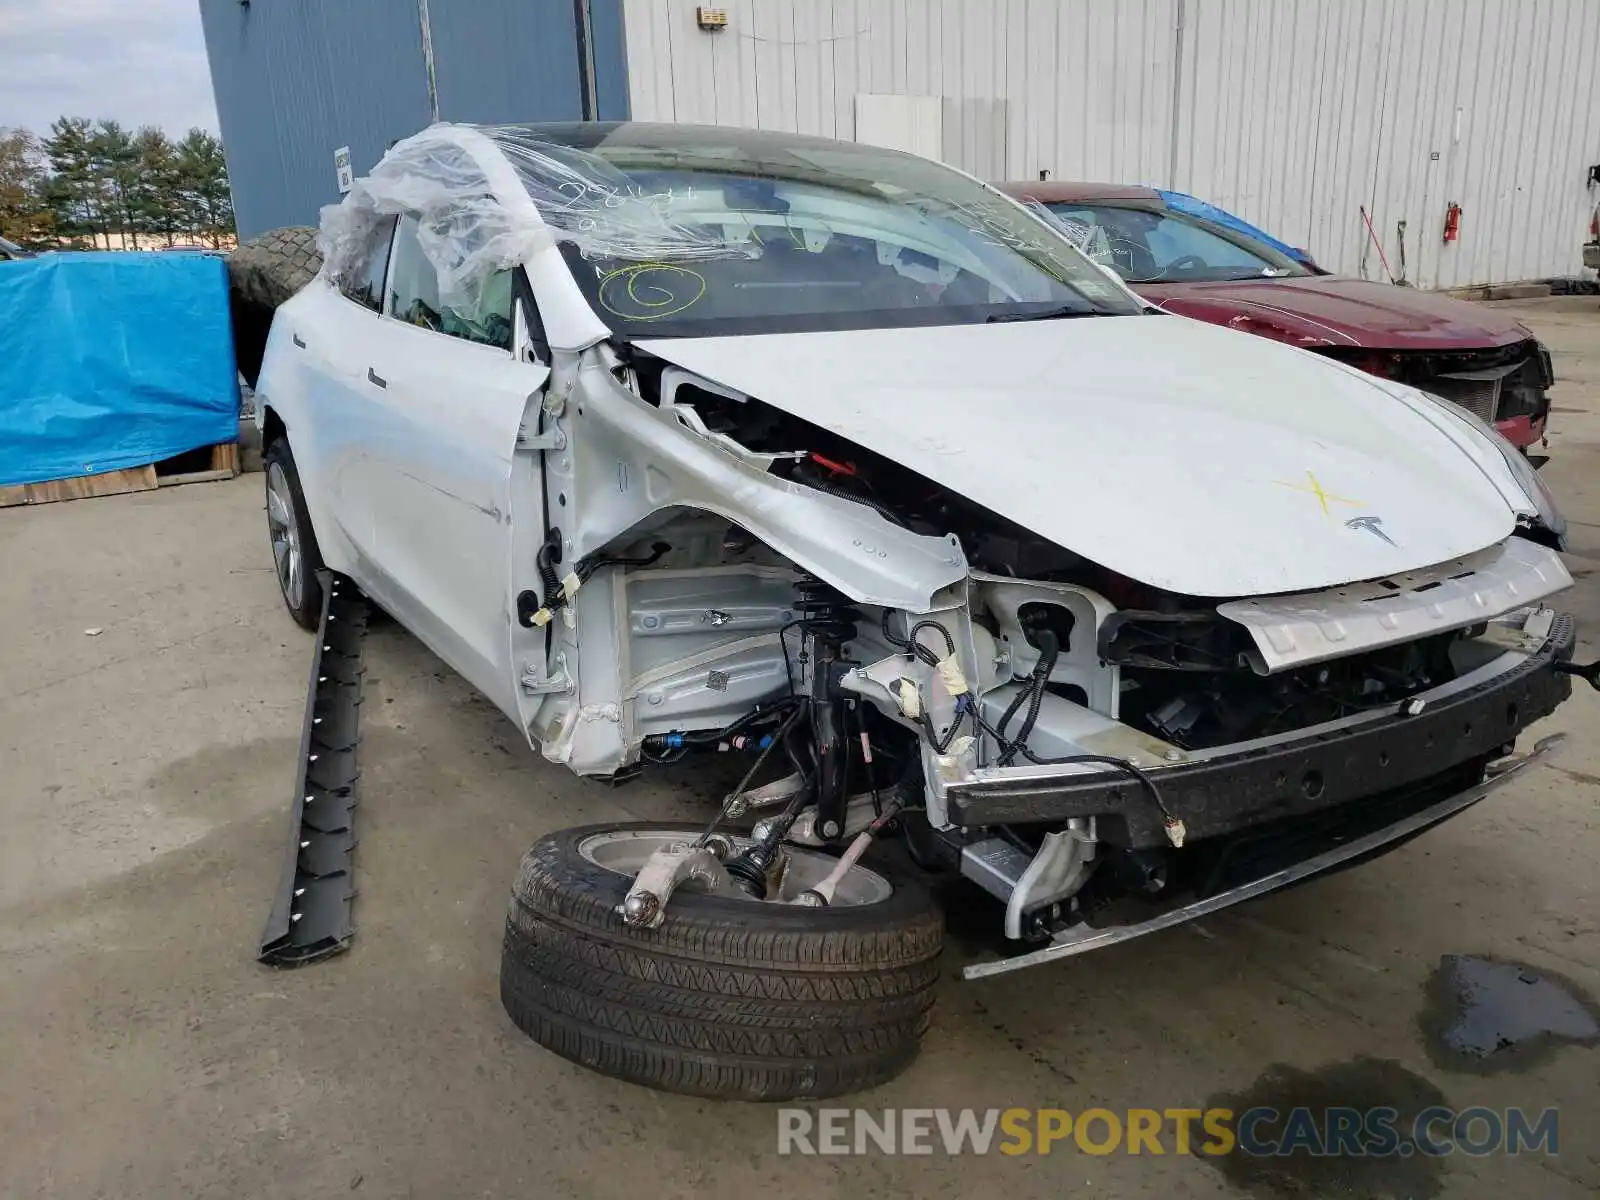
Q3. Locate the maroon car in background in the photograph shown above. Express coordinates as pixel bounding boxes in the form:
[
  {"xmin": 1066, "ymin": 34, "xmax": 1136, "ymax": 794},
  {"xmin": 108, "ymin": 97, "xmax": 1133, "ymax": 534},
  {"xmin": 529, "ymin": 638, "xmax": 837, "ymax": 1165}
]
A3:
[{"xmin": 998, "ymin": 181, "xmax": 1554, "ymax": 452}]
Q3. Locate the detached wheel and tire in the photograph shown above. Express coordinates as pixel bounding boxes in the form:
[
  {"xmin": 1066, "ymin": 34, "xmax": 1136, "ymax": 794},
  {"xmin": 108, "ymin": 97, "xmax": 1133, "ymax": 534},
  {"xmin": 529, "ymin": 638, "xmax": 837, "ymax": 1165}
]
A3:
[
  {"xmin": 227, "ymin": 226, "xmax": 322, "ymax": 388},
  {"xmin": 500, "ymin": 823, "xmax": 944, "ymax": 1100},
  {"xmin": 264, "ymin": 439, "xmax": 325, "ymax": 630}
]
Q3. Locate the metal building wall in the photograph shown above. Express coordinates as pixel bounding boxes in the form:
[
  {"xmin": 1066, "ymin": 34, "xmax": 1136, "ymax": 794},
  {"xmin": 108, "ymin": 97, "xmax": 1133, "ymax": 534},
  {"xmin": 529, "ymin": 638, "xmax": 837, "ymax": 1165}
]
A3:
[
  {"xmin": 620, "ymin": 0, "xmax": 1179, "ymax": 185},
  {"xmin": 201, "ymin": 0, "xmax": 631, "ymax": 238},
  {"xmin": 1175, "ymin": 0, "xmax": 1600, "ymax": 288},
  {"xmin": 423, "ymin": 0, "xmax": 632, "ymax": 128},
  {"xmin": 619, "ymin": 0, "xmax": 1600, "ymax": 288},
  {"xmin": 200, "ymin": 0, "xmax": 431, "ymax": 240},
  {"xmin": 426, "ymin": 0, "xmax": 585, "ymax": 128}
]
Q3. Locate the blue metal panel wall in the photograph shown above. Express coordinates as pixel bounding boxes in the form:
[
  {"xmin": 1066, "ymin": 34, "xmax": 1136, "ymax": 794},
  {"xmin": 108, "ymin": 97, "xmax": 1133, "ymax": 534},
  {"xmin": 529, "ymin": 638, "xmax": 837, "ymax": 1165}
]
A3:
[
  {"xmin": 201, "ymin": 0, "xmax": 631, "ymax": 239},
  {"xmin": 426, "ymin": 0, "xmax": 584, "ymax": 125},
  {"xmin": 200, "ymin": 0, "xmax": 432, "ymax": 237},
  {"xmin": 588, "ymin": 0, "xmax": 633, "ymax": 121}
]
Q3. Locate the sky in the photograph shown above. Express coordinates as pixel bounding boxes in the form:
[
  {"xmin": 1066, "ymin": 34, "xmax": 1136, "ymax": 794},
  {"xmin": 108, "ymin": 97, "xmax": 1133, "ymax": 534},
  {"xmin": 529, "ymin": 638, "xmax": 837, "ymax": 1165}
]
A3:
[{"xmin": 0, "ymin": 0, "xmax": 219, "ymax": 139}]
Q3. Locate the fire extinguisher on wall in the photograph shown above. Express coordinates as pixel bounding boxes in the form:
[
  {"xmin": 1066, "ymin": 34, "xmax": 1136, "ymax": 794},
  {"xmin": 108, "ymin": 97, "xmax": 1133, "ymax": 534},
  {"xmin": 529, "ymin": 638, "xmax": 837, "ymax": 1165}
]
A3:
[{"xmin": 1443, "ymin": 201, "xmax": 1463, "ymax": 243}]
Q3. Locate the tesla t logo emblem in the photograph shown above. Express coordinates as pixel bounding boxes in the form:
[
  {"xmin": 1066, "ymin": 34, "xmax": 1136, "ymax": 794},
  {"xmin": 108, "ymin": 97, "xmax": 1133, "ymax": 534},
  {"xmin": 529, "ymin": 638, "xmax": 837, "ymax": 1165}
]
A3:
[
  {"xmin": 1346, "ymin": 515, "xmax": 1398, "ymax": 546},
  {"xmin": 1275, "ymin": 471, "xmax": 1360, "ymax": 516}
]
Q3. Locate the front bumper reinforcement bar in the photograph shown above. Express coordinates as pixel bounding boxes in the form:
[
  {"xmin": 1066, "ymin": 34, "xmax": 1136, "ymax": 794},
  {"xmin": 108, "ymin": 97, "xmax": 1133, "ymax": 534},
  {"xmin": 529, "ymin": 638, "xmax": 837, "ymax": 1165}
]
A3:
[
  {"xmin": 258, "ymin": 571, "xmax": 368, "ymax": 966},
  {"xmin": 947, "ymin": 613, "xmax": 1576, "ymax": 846},
  {"xmin": 961, "ymin": 733, "xmax": 1565, "ymax": 979}
]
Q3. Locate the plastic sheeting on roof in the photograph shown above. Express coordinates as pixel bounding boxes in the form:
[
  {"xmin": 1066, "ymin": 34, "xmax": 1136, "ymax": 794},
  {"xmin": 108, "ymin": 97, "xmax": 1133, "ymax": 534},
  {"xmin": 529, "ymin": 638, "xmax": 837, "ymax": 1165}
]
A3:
[
  {"xmin": 319, "ymin": 123, "xmax": 734, "ymax": 315},
  {"xmin": 0, "ymin": 252, "xmax": 239, "ymax": 488}
]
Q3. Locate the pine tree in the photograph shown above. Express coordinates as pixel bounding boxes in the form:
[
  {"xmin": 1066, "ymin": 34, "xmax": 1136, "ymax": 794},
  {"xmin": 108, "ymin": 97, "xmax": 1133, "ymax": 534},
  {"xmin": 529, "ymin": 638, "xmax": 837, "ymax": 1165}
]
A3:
[
  {"xmin": 131, "ymin": 127, "xmax": 182, "ymax": 246},
  {"xmin": 29, "ymin": 117, "xmax": 237, "ymax": 251},
  {"xmin": 175, "ymin": 129, "xmax": 235, "ymax": 248},
  {"xmin": 41, "ymin": 117, "xmax": 100, "ymax": 247},
  {"xmin": 89, "ymin": 120, "xmax": 140, "ymax": 248}
]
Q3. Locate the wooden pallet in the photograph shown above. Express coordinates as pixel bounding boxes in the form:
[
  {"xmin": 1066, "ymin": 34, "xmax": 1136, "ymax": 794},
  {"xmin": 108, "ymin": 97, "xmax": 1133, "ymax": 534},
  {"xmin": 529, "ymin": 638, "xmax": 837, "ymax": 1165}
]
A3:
[{"xmin": 0, "ymin": 442, "xmax": 240, "ymax": 509}]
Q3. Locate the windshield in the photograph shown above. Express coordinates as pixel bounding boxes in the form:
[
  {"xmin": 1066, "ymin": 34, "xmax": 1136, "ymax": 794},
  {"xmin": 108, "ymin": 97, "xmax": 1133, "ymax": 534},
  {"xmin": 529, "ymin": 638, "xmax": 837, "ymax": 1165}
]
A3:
[
  {"xmin": 513, "ymin": 126, "xmax": 1140, "ymax": 336},
  {"xmin": 1043, "ymin": 202, "xmax": 1310, "ymax": 284}
]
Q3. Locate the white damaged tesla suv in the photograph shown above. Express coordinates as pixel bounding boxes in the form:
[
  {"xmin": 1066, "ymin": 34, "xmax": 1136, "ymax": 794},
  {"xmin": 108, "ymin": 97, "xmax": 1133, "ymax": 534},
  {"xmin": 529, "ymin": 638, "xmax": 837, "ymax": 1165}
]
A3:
[{"xmin": 252, "ymin": 121, "xmax": 1589, "ymax": 1100}]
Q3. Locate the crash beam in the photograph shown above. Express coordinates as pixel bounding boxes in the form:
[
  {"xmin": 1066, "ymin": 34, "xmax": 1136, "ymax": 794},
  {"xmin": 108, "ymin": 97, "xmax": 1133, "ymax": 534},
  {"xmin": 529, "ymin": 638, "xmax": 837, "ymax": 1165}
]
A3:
[
  {"xmin": 961, "ymin": 733, "xmax": 1565, "ymax": 979},
  {"xmin": 258, "ymin": 571, "xmax": 368, "ymax": 966}
]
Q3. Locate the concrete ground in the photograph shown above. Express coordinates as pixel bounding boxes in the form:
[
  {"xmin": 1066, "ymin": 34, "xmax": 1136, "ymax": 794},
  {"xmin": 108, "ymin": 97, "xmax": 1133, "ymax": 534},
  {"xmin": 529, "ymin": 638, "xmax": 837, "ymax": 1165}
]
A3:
[{"xmin": 2, "ymin": 298, "xmax": 1597, "ymax": 1199}]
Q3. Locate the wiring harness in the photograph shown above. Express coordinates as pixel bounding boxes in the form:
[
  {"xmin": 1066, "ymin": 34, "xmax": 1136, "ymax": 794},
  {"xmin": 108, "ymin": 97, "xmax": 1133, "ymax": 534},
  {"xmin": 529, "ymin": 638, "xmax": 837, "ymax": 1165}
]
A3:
[
  {"xmin": 882, "ymin": 611, "xmax": 1186, "ymax": 848},
  {"xmin": 519, "ymin": 535, "xmax": 671, "ymax": 629}
]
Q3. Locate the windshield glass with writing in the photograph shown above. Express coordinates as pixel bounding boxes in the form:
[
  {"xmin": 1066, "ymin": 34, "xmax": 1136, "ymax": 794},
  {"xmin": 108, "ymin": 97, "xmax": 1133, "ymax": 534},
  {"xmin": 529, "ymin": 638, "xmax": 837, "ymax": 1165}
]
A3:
[
  {"xmin": 531, "ymin": 140, "xmax": 1139, "ymax": 336},
  {"xmin": 1044, "ymin": 202, "xmax": 1310, "ymax": 284}
]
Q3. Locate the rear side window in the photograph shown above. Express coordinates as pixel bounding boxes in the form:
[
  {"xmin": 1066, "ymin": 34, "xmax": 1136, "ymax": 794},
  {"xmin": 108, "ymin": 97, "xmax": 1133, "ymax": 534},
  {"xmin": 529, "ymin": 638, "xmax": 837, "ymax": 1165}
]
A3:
[
  {"xmin": 340, "ymin": 215, "xmax": 396, "ymax": 311},
  {"xmin": 387, "ymin": 214, "xmax": 513, "ymax": 350}
]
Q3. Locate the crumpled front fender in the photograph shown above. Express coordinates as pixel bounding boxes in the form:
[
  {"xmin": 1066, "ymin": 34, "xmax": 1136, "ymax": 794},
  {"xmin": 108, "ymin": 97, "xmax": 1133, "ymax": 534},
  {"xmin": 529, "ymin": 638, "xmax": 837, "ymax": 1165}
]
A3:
[{"xmin": 561, "ymin": 356, "xmax": 968, "ymax": 612}]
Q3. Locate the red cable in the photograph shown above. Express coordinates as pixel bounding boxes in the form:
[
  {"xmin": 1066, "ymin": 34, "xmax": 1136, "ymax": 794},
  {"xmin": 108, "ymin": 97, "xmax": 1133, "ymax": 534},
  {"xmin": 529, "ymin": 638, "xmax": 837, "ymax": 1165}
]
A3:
[
  {"xmin": 809, "ymin": 452, "xmax": 858, "ymax": 477},
  {"xmin": 1360, "ymin": 205, "xmax": 1394, "ymax": 283}
]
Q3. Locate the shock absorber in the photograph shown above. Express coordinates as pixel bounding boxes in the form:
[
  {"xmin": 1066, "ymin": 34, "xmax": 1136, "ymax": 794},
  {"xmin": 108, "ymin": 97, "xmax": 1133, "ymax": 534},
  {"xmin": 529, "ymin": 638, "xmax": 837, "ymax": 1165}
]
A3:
[
  {"xmin": 794, "ymin": 576, "xmax": 860, "ymax": 644},
  {"xmin": 794, "ymin": 577, "xmax": 860, "ymax": 843}
]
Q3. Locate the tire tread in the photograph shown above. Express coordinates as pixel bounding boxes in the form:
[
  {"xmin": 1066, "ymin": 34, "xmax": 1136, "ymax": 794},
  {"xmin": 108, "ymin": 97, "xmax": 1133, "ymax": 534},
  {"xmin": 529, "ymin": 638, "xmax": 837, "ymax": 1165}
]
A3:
[{"xmin": 499, "ymin": 823, "xmax": 943, "ymax": 1100}]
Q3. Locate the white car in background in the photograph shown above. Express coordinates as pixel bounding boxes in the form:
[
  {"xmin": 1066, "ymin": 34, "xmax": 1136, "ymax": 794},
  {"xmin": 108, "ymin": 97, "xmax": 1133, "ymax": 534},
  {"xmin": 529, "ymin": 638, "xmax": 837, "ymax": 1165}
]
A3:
[{"xmin": 247, "ymin": 121, "xmax": 1587, "ymax": 1101}]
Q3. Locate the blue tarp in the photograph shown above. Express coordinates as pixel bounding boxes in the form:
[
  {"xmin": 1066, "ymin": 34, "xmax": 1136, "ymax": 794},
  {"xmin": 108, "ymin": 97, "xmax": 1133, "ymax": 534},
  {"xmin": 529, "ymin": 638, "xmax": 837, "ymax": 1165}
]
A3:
[
  {"xmin": 0, "ymin": 252, "xmax": 238, "ymax": 487},
  {"xmin": 1155, "ymin": 190, "xmax": 1315, "ymax": 266}
]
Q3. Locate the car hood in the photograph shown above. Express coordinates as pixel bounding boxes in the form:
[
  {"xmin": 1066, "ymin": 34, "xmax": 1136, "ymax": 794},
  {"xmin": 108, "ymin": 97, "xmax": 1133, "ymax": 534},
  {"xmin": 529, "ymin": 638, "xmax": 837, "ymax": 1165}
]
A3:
[
  {"xmin": 1138, "ymin": 275, "xmax": 1532, "ymax": 352},
  {"xmin": 636, "ymin": 315, "xmax": 1528, "ymax": 598}
]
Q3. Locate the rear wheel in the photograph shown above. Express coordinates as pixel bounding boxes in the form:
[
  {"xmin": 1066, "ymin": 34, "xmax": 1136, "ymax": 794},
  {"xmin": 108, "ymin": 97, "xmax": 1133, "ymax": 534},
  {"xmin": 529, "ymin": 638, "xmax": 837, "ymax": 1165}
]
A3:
[
  {"xmin": 264, "ymin": 439, "xmax": 325, "ymax": 630},
  {"xmin": 227, "ymin": 226, "xmax": 322, "ymax": 387},
  {"xmin": 500, "ymin": 822, "xmax": 944, "ymax": 1100}
]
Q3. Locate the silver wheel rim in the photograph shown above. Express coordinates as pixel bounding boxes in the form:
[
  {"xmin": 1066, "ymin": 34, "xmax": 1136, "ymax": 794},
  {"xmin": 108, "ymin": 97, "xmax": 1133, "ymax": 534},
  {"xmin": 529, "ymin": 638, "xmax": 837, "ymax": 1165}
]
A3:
[
  {"xmin": 266, "ymin": 462, "xmax": 304, "ymax": 611},
  {"xmin": 578, "ymin": 829, "xmax": 894, "ymax": 907}
]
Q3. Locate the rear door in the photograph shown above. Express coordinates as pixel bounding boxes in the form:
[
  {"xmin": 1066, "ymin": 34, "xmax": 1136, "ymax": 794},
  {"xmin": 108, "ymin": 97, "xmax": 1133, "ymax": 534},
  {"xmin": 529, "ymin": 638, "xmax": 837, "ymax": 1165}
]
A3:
[
  {"xmin": 272, "ymin": 215, "xmax": 397, "ymax": 570},
  {"xmin": 361, "ymin": 215, "xmax": 550, "ymax": 717}
]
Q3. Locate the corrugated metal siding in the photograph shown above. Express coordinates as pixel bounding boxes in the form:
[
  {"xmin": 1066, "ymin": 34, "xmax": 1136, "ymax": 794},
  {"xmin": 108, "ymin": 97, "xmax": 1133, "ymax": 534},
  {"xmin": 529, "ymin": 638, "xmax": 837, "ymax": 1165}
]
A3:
[
  {"xmin": 621, "ymin": 0, "xmax": 1600, "ymax": 287},
  {"xmin": 1175, "ymin": 0, "xmax": 1600, "ymax": 288},
  {"xmin": 201, "ymin": 0, "xmax": 432, "ymax": 238},
  {"xmin": 200, "ymin": 0, "xmax": 631, "ymax": 238},
  {"xmin": 943, "ymin": 97, "xmax": 1009, "ymax": 182},
  {"xmin": 427, "ymin": 0, "xmax": 585, "ymax": 125},
  {"xmin": 428, "ymin": 0, "xmax": 634, "ymax": 124},
  {"xmin": 620, "ymin": 0, "xmax": 1178, "ymax": 182},
  {"xmin": 589, "ymin": 0, "xmax": 634, "ymax": 120}
]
